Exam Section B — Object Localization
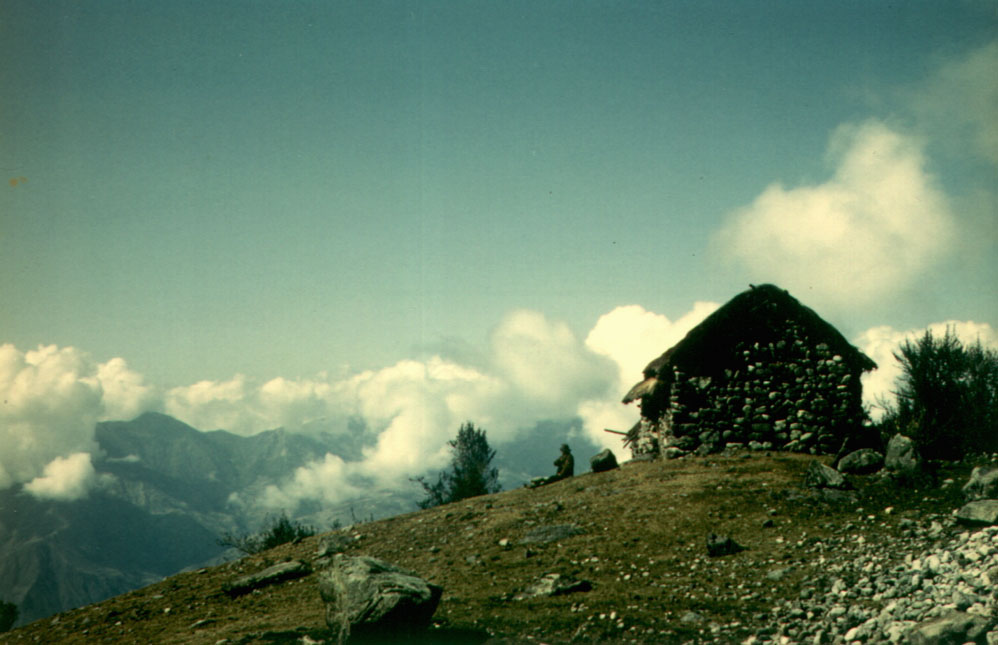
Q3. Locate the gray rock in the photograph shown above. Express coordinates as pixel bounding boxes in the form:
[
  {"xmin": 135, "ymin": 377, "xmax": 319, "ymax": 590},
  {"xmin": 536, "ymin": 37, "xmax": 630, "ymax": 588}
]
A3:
[
  {"xmin": 885, "ymin": 434, "xmax": 920, "ymax": 476},
  {"xmin": 680, "ymin": 610, "xmax": 704, "ymax": 624},
  {"xmin": 706, "ymin": 533, "xmax": 743, "ymax": 557},
  {"xmin": 518, "ymin": 524, "xmax": 584, "ymax": 545},
  {"xmin": 513, "ymin": 573, "xmax": 592, "ymax": 600},
  {"xmin": 956, "ymin": 500, "xmax": 998, "ymax": 526},
  {"xmin": 837, "ymin": 448, "xmax": 884, "ymax": 474},
  {"xmin": 317, "ymin": 554, "xmax": 442, "ymax": 644},
  {"xmin": 589, "ymin": 448, "xmax": 619, "ymax": 473},
  {"xmin": 906, "ymin": 610, "xmax": 993, "ymax": 645},
  {"xmin": 223, "ymin": 559, "xmax": 312, "ymax": 598},
  {"xmin": 963, "ymin": 466, "xmax": 998, "ymax": 501},
  {"xmin": 316, "ymin": 534, "xmax": 355, "ymax": 558},
  {"xmin": 804, "ymin": 461, "xmax": 850, "ymax": 489}
]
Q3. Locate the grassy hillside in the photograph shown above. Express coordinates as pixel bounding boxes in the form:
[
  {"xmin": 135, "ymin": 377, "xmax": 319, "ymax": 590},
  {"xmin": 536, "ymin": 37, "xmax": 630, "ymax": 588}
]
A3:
[{"xmin": 0, "ymin": 451, "xmax": 975, "ymax": 644}]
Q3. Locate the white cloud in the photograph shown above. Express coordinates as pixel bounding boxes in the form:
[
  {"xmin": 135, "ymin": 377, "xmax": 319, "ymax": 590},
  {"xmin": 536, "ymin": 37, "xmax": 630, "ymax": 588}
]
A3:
[
  {"xmin": 165, "ymin": 375, "xmax": 267, "ymax": 435},
  {"xmin": 714, "ymin": 120, "xmax": 955, "ymax": 311},
  {"xmin": 23, "ymin": 452, "xmax": 99, "ymax": 502},
  {"xmin": 0, "ymin": 344, "xmax": 104, "ymax": 490},
  {"xmin": 168, "ymin": 303, "xmax": 726, "ymax": 509},
  {"xmin": 261, "ymin": 453, "xmax": 361, "ymax": 510},
  {"xmin": 95, "ymin": 357, "xmax": 160, "ymax": 421},
  {"xmin": 579, "ymin": 302, "xmax": 719, "ymax": 450},
  {"xmin": 585, "ymin": 302, "xmax": 720, "ymax": 385},
  {"xmin": 0, "ymin": 344, "xmax": 161, "ymax": 494},
  {"xmin": 491, "ymin": 310, "xmax": 616, "ymax": 415},
  {"xmin": 256, "ymin": 310, "xmax": 621, "ymax": 508},
  {"xmin": 856, "ymin": 320, "xmax": 998, "ymax": 418}
]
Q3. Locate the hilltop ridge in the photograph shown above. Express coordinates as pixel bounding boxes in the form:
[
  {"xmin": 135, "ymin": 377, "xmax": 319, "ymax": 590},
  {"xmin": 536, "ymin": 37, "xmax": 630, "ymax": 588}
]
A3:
[{"xmin": 1, "ymin": 450, "xmax": 983, "ymax": 644}]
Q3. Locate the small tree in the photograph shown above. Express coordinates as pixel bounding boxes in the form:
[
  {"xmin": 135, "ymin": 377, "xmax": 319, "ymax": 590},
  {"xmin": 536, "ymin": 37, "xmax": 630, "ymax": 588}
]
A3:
[
  {"xmin": 879, "ymin": 328, "xmax": 998, "ymax": 460},
  {"xmin": 0, "ymin": 600, "xmax": 16, "ymax": 633},
  {"xmin": 414, "ymin": 422, "xmax": 500, "ymax": 509},
  {"xmin": 217, "ymin": 512, "xmax": 316, "ymax": 555}
]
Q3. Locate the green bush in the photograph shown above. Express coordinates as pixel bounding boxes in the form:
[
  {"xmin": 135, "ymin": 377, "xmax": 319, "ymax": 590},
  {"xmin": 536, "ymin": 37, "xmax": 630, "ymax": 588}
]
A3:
[
  {"xmin": 217, "ymin": 512, "xmax": 316, "ymax": 555},
  {"xmin": 879, "ymin": 328, "xmax": 998, "ymax": 460},
  {"xmin": 414, "ymin": 421, "xmax": 500, "ymax": 509},
  {"xmin": 0, "ymin": 600, "xmax": 16, "ymax": 633}
]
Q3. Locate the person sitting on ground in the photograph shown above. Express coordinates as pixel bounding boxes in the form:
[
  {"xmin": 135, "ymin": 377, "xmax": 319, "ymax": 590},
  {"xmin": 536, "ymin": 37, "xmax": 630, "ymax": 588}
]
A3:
[
  {"xmin": 552, "ymin": 443, "xmax": 574, "ymax": 481},
  {"xmin": 528, "ymin": 444, "xmax": 574, "ymax": 488}
]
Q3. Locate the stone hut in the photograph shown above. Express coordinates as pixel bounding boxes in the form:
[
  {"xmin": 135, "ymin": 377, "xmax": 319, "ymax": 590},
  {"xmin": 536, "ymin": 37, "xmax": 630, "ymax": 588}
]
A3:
[{"xmin": 622, "ymin": 284, "xmax": 877, "ymax": 458}]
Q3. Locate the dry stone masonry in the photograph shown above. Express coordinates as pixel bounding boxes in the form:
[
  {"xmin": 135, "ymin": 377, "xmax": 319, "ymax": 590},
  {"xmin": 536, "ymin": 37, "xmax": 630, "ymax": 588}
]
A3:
[{"xmin": 623, "ymin": 285, "xmax": 876, "ymax": 459}]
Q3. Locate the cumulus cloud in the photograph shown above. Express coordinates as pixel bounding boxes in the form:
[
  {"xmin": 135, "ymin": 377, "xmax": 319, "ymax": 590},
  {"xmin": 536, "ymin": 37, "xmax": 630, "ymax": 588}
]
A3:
[
  {"xmin": 0, "ymin": 344, "xmax": 160, "ymax": 496},
  {"xmin": 23, "ymin": 452, "xmax": 100, "ymax": 501},
  {"xmin": 855, "ymin": 320, "xmax": 998, "ymax": 418},
  {"xmin": 714, "ymin": 120, "xmax": 955, "ymax": 311},
  {"xmin": 579, "ymin": 302, "xmax": 719, "ymax": 450},
  {"xmin": 254, "ymin": 310, "xmax": 623, "ymax": 508},
  {"xmin": 165, "ymin": 375, "xmax": 264, "ymax": 435},
  {"xmin": 585, "ymin": 302, "xmax": 720, "ymax": 385},
  {"xmin": 96, "ymin": 357, "xmax": 160, "ymax": 421},
  {"xmin": 491, "ymin": 310, "xmax": 615, "ymax": 415},
  {"xmin": 261, "ymin": 453, "xmax": 361, "ymax": 510}
]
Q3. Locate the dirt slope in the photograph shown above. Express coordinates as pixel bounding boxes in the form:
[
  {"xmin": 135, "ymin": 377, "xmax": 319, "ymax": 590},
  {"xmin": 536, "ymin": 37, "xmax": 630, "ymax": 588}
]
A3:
[{"xmin": 0, "ymin": 452, "xmax": 973, "ymax": 644}]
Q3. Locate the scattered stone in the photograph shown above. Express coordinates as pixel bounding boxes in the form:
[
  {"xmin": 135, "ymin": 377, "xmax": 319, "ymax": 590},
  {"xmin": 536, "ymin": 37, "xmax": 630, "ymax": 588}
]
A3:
[
  {"xmin": 589, "ymin": 448, "xmax": 619, "ymax": 473},
  {"xmin": 963, "ymin": 466, "xmax": 998, "ymax": 501},
  {"xmin": 518, "ymin": 524, "xmax": 585, "ymax": 545},
  {"xmin": 837, "ymin": 448, "xmax": 884, "ymax": 474},
  {"xmin": 190, "ymin": 618, "xmax": 216, "ymax": 630},
  {"xmin": 804, "ymin": 461, "xmax": 850, "ymax": 489},
  {"xmin": 513, "ymin": 573, "xmax": 592, "ymax": 600},
  {"xmin": 680, "ymin": 610, "xmax": 704, "ymax": 624},
  {"xmin": 906, "ymin": 610, "xmax": 993, "ymax": 645},
  {"xmin": 885, "ymin": 434, "xmax": 920, "ymax": 476},
  {"xmin": 955, "ymin": 500, "xmax": 998, "ymax": 526},
  {"xmin": 223, "ymin": 560, "xmax": 312, "ymax": 598},
  {"xmin": 706, "ymin": 533, "xmax": 743, "ymax": 557},
  {"xmin": 317, "ymin": 554, "xmax": 442, "ymax": 644}
]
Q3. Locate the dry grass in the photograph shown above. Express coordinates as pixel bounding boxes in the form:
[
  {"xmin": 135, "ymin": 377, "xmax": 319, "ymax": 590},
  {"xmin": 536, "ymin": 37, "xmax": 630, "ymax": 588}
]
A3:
[{"xmin": 0, "ymin": 451, "xmax": 972, "ymax": 644}]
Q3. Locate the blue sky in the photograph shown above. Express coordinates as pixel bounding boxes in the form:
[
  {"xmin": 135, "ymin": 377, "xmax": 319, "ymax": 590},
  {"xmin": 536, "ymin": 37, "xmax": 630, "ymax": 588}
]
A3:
[{"xmin": 1, "ymin": 2, "xmax": 996, "ymax": 504}]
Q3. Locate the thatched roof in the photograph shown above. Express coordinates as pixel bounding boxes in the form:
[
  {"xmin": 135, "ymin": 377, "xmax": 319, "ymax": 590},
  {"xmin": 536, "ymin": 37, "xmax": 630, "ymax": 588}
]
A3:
[{"xmin": 623, "ymin": 284, "xmax": 876, "ymax": 403}]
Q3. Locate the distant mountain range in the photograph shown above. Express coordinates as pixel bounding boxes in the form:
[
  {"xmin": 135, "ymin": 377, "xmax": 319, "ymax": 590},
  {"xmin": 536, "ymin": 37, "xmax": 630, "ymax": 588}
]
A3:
[{"xmin": 0, "ymin": 412, "xmax": 599, "ymax": 626}]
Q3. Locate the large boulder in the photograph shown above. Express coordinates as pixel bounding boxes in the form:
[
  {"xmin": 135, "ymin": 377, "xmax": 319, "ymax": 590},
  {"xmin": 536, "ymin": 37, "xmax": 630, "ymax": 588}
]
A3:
[
  {"xmin": 885, "ymin": 434, "xmax": 920, "ymax": 476},
  {"xmin": 837, "ymin": 448, "xmax": 884, "ymax": 474},
  {"xmin": 589, "ymin": 449, "xmax": 619, "ymax": 473},
  {"xmin": 955, "ymin": 500, "xmax": 998, "ymax": 527},
  {"xmin": 804, "ymin": 461, "xmax": 850, "ymax": 489},
  {"xmin": 222, "ymin": 560, "xmax": 312, "ymax": 598},
  {"xmin": 318, "ymin": 554, "xmax": 442, "ymax": 644},
  {"xmin": 963, "ymin": 466, "xmax": 998, "ymax": 501},
  {"xmin": 906, "ymin": 610, "xmax": 993, "ymax": 644}
]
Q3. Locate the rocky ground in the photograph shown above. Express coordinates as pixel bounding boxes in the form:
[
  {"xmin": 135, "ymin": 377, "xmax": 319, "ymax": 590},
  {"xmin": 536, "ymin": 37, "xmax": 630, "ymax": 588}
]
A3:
[{"xmin": 1, "ymin": 449, "xmax": 995, "ymax": 644}]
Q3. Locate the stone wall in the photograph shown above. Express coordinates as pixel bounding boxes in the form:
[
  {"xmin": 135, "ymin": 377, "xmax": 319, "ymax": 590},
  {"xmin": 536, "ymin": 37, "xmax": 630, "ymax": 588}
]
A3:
[{"xmin": 638, "ymin": 322, "xmax": 866, "ymax": 457}]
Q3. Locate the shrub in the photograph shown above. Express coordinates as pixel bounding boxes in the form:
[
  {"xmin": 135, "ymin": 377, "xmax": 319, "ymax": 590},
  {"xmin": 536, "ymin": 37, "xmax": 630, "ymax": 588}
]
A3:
[
  {"xmin": 879, "ymin": 328, "xmax": 998, "ymax": 460},
  {"xmin": 414, "ymin": 421, "xmax": 500, "ymax": 509},
  {"xmin": 0, "ymin": 600, "xmax": 16, "ymax": 633},
  {"xmin": 218, "ymin": 512, "xmax": 316, "ymax": 555}
]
